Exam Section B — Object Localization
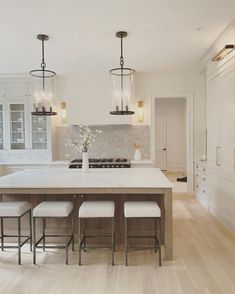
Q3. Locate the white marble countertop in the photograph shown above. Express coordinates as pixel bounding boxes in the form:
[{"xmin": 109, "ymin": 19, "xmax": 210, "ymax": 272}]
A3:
[{"xmin": 0, "ymin": 168, "xmax": 172, "ymax": 189}]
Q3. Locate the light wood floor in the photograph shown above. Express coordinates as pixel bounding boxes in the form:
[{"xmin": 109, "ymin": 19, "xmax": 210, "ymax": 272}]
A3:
[{"xmin": 1, "ymin": 192, "xmax": 235, "ymax": 294}]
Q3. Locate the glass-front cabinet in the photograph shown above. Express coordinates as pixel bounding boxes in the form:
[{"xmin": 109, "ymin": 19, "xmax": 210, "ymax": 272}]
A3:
[
  {"xmin": 9, "ymin": 103, "xmax": 26, "ymax": 150},
  {"xmin": 31, "ymin": 115, "xmax": 48, "ymax": 150},
  {"xmin": 0, "ymin": 77, "xmax": 52, "ymax": 162}
]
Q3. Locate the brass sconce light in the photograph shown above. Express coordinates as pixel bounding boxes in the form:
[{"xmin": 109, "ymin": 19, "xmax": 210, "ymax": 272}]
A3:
[
  {"xmin": 60, "ymin": 102, "xmax": 67, "ymax": 124},
  {"xmin": 137, "ymin": 100, "xmax": 144, "ymax": 123}
]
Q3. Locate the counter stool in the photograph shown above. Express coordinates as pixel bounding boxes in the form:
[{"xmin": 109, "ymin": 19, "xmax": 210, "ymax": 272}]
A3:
[
  {"xmin": 33, "ymin": 201, "xmax": 74, "ymax": 265},
  {"xmin": 78, "ymin": 201, "xmax": 115, "ymax": 265},
  {"xmin": 0, "ymin": 201, "xmax": 32, "ymax": 265},
  {"xmin": 124, "ymin": 201, "xmax": 162, "ymax": 266}
]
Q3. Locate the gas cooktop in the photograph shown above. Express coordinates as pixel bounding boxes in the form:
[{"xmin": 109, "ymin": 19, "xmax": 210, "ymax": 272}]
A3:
[{"xmin": 69, "ymin": 158, "xmax": 130, "ymax": 168}]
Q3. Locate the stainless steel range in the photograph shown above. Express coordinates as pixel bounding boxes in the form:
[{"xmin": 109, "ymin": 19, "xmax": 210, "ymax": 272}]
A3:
[{"xmin": 69, "ymin": 158, "xmax": 130, "ymax": 168}]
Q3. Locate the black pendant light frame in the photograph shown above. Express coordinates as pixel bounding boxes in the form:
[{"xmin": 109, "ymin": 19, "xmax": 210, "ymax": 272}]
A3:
[
  {"xmin": 30, "ymin": 34, "xmax": 57, "ymax": 116},
  {"xmin": 110, "ymin": 31, "xmax": 135, "ymax": 115}
]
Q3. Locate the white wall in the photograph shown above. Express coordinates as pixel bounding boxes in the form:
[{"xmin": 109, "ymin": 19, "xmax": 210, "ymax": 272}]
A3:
[
  {"xmin": 155, "ymin": 98, "xmax": 186, "ymax": 172},
  {"xmin": 135, "ymin": 73, "xmax": 206, "ymax": 160},
  {"xmin": 55, "ymin": 72, "xmax": 206, "ymax": 160}
]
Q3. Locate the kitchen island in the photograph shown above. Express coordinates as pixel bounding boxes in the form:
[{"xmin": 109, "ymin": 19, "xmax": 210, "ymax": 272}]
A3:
[{"xmin": 0, "ymin": 167, "xmax": 173, "ymax": 260}]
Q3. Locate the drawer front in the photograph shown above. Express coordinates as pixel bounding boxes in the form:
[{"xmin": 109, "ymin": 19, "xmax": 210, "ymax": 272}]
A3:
[
  {"xmin": 194, "ymin": 163, "xmax": 206, "ymax": 174},
  {"xmin": 194, "ymin": 172, "xmax": 207, "ymax": 186}
]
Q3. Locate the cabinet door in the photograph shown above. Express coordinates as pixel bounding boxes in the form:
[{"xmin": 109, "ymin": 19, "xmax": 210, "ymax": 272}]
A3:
[
  {"xmin": 31, "ymin": 114, "xmax": 48, "ymax": 150},
  {"xmin": 207, "ymin": 78, "xmax": 221, "ymax": 167},
  {"xmin": 0, "ymin": 104, "xmax": 4, "ymax": 150},
  {"xmin": 219, "ymin": 69, "xmax": 235, "ymax": 170},
  {"xmin": 7, "ymin": 82, "xmax": 28, "ymax": 98},
  {"xmin": 9, "ymin": 103, "xmax": 26, "ymax": 150},
  {"xmin": 207, "ymin": 171, "xmax": 221, "ymax": 215},
  {"xmin": 0, "ymin": 84, "xmax": 6, "ymax": 98}
]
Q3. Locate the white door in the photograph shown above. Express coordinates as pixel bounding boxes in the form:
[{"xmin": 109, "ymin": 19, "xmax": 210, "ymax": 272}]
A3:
[{"xmin": 155, "ymin": 113, "xmax": 167, "ymax": 170}]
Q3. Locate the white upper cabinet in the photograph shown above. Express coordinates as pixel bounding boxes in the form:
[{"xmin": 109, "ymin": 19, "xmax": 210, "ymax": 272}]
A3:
[
  {"xmin": 0, "ymin": 77, "xmax": 52, "ymax": 162},
  {"xmin": 7, "ymin": 82, "xmax": 28, "ymax": 98},
  {"xmin": 9, "ymin": 103, "xmax": 27, "ymax": 150},
  {"xmin": 0, "ymin": 84, "xmax": 6, "ymax": 98}
]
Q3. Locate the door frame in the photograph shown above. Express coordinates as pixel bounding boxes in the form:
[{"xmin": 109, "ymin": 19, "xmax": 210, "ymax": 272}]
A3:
[{"xmin": 151, "ymin": 93, "xmax": 194, "ymax": 195}]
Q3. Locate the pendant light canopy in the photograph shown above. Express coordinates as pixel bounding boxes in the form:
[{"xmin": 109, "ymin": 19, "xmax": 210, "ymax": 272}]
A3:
[
  {"xmin": 109, "ymin": 31, "xmax": 135, "ymax": 115},
  {"xmin": 30, "ymin": 34, "xmax": 57, "ymax": 116}
]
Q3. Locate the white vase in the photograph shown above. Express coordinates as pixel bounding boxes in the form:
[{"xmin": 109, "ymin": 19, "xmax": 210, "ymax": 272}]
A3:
[
  {"xmin": 82, "ymin": 152, "xmax": 89, "ymax": 173},
  {"xmin": 134, "ymin": 149, "xmax": 142, "ymax": 161}
]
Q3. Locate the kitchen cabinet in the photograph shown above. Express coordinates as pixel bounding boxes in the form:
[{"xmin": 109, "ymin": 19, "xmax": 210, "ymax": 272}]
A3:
[
  {"xmin": 0, "ymin": 77, "xmax": 53, "ymax": 162},
  {"xmin": 194, "ymin": 161, "xmax": 208, "ymax": 209},
  {"xmin": 9, "ymin": 102, "xmax": 27, "ymax": 150},
  {"xmin": 7, "ymin": 82, "xmax": 28, "ymax": 99},
  {"xmin": 205, "ymin": 54, "xmax": 235, "ymax": 233}
]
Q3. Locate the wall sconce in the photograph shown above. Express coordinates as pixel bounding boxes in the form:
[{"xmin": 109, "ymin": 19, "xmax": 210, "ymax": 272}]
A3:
[
  {"xmin": 60, "ymin": 102, "xmax": 67, "ymax": 124},
  {"xmin": 211, "ymin": 44, "xmax": 234, "ymax": 61},
  {"xmin": 137, "ymin": 100, "xmax": 144, "ymax": 123}
]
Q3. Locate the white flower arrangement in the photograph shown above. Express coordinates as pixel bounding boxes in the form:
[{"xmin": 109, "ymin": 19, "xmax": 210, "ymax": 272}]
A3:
[{"xmin": 67, "ymin": 124, "xmax": 102, "ymax": 153}]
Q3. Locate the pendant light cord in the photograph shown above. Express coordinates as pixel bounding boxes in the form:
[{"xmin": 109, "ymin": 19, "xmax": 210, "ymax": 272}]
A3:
[
  {"xmin": 41, "ymin": 38, "xmax": 46, "ymax": 92},
  {"xmin": 120, "ymin": 35, "xmax": 124, "ymax": 111},
  {"xmin": 120, "ymin": 35, "xmax": 124, "ymax": 68}
]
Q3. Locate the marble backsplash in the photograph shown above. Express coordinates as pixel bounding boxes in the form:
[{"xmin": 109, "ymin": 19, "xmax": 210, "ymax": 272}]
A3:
[{"xmin": 54, "ymin": 125, "xmax": 151, "ymax": 161}]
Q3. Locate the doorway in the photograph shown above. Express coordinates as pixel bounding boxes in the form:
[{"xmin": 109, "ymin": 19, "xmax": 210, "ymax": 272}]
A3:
[{"xmin": 154, "ymin": 98, "xmax": 187, "ymax": 174}]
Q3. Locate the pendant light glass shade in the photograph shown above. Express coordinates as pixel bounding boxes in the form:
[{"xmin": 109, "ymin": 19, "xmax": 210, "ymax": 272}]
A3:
[
  {"xmin": 109, "ymin": 31, "xmax": 135, "ymax": 115},
  {"xmin": 30, "ymin": 34, "xmax": 57, "ymax": 116}
]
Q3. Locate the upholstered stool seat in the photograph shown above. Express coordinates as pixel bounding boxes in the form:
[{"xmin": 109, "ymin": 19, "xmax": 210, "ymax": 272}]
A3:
[
  {"xmin": 79, "ymin": 201, "xmax": 115, "ymax": 218},
  {"xmin": 0, "ymin": 201, "xmax": 31, "ymax": 217},
  {"xmin": 78, "ymin": 201, "xmax": 115, "ymax": 265},
  {"xmin": 33, "ymin": 201, "xmax": 74, "ymax": 265},
  {"xmin": 33, "ymin": 201, "xmax": 73, "ymax": 217},
  {"xmin": 124, "ymin": 201, "xmax": 162, "ymax": 266},
  {"xmin": 124, "ymin": 201, "xmax": 161, "ymax": 218},
  {"xmin": 0, "ymin": 201, "xmax": 32, "ymax": 265}
]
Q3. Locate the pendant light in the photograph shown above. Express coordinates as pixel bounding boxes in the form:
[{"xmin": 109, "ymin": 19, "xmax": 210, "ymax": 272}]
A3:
[
  {"xmin": 109, "ymin": 31, "xmax": 135, "ymax": 115},
  {"xmin": 30, "ymin": 34, "xmax": 57, "ymax": 116}
]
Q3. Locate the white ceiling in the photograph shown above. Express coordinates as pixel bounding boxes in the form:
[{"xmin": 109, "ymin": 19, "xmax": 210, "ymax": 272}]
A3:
[{"xmin": 0, "ymin": 0, "xmax": 235, "ymax": 75}]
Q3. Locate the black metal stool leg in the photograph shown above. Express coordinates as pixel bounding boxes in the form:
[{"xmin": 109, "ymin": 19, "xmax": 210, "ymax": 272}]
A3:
[
  {"xmin": 78, "ymin": 217, "xmax": 82, "ymax": 265},
  {"xmin": 29, "ymin": 210, "xmax": 32, "ymax": 252},
  {"xmin": 65, "ymin": 216, "xmax": 69, "ymax": 265},
  {"xmin": 71, "ymin": 211, "xmax": 75, "ymax": 252},
  {"xmin": 33, "ymin": 217, "xmax": 36, "ymax": 265},
  {"xmin": 1, "ymin": 218, "xmax": 3, "ymax": 251},
  {"xmin": 42, "ymin": 218, "xmax": 46, "ymax": 251},
  {"xmin": 154, "ymin": 218, "xmax": 157, "ymax": 253},
  {"xmin": 125, "ymin": 218, "xmax": 128, "ymax": 266},
  {"xmin": 157, "ymin": 218, "xmax": 162, "ymax": 266},
  {"xmin": 83, "ymin": 219, "xmax": 86, "ymax": 252},
  {"xmin": 18, "ymin": 217, "xmax": 21, "ymax": 265},
  {"xmin": 111, "ymin": 217, "xmax": 115, "ymax": 266}
]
